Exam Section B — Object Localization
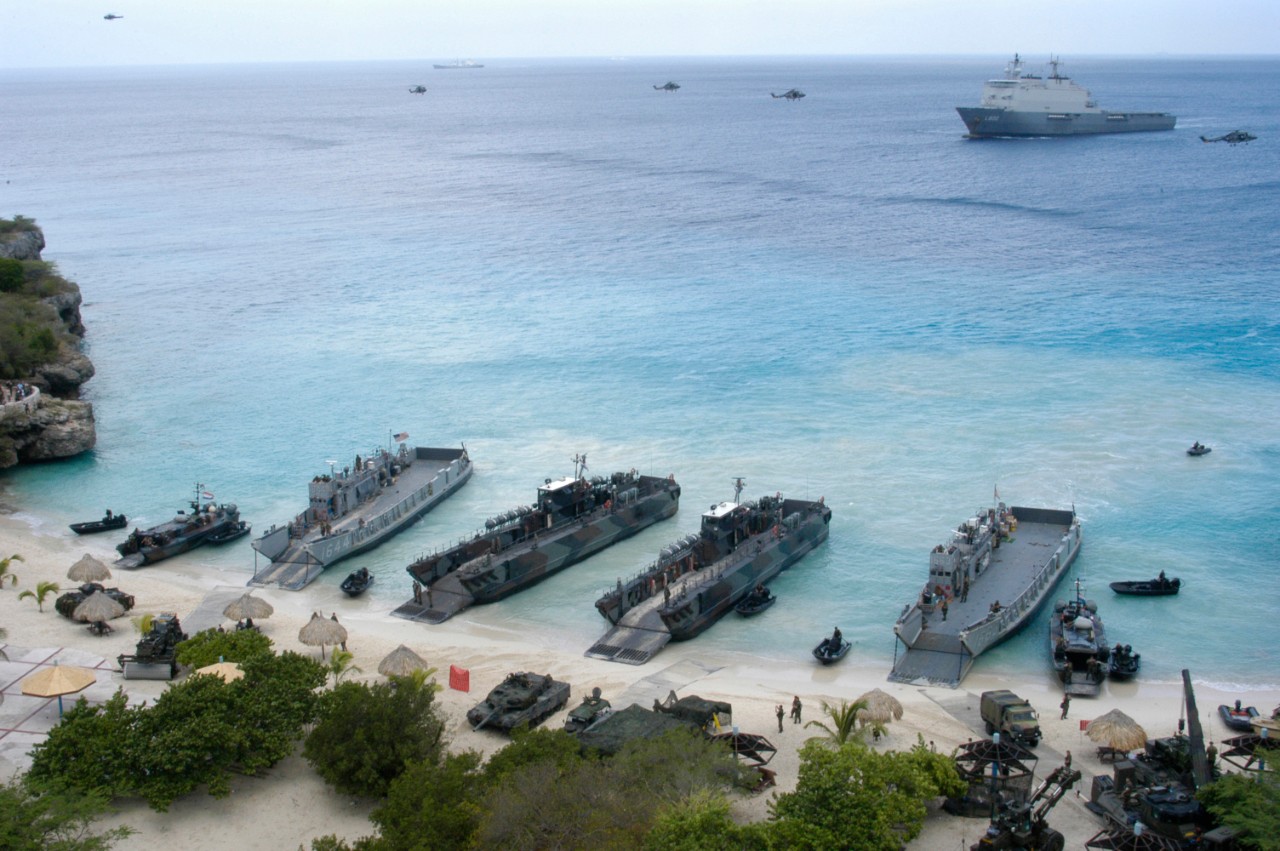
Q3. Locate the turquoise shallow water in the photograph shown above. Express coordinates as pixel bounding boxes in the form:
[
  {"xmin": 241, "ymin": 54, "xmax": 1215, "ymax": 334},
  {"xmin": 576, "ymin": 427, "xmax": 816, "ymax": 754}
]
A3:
[{"xmin": 2, "ymin": 57, "xmax": 1279, "ymax": 691}]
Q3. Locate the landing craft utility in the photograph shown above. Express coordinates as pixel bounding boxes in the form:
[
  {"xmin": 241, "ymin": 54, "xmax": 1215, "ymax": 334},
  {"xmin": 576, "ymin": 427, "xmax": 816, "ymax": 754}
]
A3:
[{"xmin": 393, "ymin": 455, "xmax": 681, "ymax": 624}]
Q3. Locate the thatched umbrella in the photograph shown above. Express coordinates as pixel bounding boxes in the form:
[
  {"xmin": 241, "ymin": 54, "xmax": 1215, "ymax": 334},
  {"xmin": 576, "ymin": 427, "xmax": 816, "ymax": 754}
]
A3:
[
  {"xmin": 855, "ymin": 687, "xmax": 905, "ymax": 727},
  {"xmin": 66, "ymin": 553, "xmax": 112, "ymax": 583},
  {"xmin": 299, "ymin": 611, "xmax": 347, "ymax": 659},
  {"xmin": 194, "ymin": 660, "xmax": 244, "ymax": 682},
  {"xmin": 223, "ymin": 593, "xmax": 274, "ymax": 624},
  {"xmin": 1086, "ymin": 708, "xmax": 1149, "ymax": 753},
  {"xmin": 378, "ymin": 644, "xmax": 429, "ymax": 678},
  {"xmin": 22, "ymin": 663, "xmax": 96, "ymax": 716},
  {"xmin": 73, "ymin": 590, "xmax": 125, "ymax": 634}
]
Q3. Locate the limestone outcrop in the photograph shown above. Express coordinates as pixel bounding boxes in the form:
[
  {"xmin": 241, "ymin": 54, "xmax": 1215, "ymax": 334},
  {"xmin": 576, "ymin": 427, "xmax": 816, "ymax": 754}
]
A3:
[{"xmin": 0, "ymin": 398, "xmax": 96, "ymax": 467}]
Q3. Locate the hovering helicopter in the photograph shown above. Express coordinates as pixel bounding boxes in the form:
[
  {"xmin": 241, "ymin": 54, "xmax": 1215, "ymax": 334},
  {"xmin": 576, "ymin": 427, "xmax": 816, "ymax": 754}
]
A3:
[
  {"xmin": 103, "ymin": 13, "xmax": 123, "ymax": 20},
  {"xmin": 409, "ymin": 85, "xmax": 427, "ymax": 94},
  {"xmin": 653, "ymin": 81, "xmax": 680, "ymax": 92},
  {"xmin": 771, "ymin": 89, "xmax": 805, "ymax": 100},
  {"xmin": 1200, "ymin": 130, "xmax": 1256, "ymax": 145}
]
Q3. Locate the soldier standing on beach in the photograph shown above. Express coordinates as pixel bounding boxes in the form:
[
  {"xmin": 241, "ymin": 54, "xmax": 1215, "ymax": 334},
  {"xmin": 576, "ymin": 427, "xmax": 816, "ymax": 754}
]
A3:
[
  {"xmin": 941, "ymin": 598, "xmax": 949, "ymax": 621},
  {"xmin": 776, "ymin": 704, "xmax": 785, "ymax": 732},
  {"xmin": 1060, "ymin": 694, "xmax": 1071, "ymax": 719},
  {"xmin": 791, "ymin": 695, "xmax": 802, "ymax": 724}
]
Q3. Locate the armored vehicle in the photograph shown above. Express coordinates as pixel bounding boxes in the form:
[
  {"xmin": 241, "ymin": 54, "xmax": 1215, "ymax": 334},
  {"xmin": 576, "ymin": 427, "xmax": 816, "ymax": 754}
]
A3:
[
  {"xmin": 981, "ymin": 690, "xmax": 1042, "ymax": 748},
  {"xmin": 972, "ymin": 764, "xmax": 1081, "ymax": 850},
  {"xmin": 467, "ymin": 672, "xmax": 570, "ymax": 733},
  {"xmin": 55, "ymin": 582, "xmax": 135, "ymax": 620},
  {"xmin": 118, "ymin": 612, "xmax": 187, "ymax": 680},
  {"xmin": 564, "ymin": 687, "xmax": 612, "ymax": 733}
]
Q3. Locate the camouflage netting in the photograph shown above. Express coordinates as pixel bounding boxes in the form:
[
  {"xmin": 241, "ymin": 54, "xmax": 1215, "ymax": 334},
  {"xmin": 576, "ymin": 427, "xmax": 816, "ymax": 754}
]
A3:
[
  {"xmin": 654, "ymin": 694, "xmax": 733, "ymax": 731},
  {"xmin": 576, "ymin": 703, "xmax": 697, "ymax": 755}
]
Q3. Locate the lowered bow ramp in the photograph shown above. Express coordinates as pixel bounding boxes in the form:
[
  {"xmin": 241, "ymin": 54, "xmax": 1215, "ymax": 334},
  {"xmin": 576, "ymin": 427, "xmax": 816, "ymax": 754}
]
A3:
[
  {"xmin": 586, "ymin": 596, "xmax": 673, "ymax": 665},
  {"xmin": 888, "ymin": 631, "xmax": 973, "ymax": 687}
]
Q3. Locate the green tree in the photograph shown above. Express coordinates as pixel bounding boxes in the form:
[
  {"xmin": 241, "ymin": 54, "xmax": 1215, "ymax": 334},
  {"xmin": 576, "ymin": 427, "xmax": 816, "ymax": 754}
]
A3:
[
  {"xmin": 804, "ymin": 698, "xmax": 872, "ymax": 746},
  {"xmin": 19, "ymin": 580, "xmax": 60, "ymax": 612},
  {"xmin": 174, "ymin": 626, "xmax": 273, "ymax": 668},
  {"xmin": 643, "ymin": 788, "xmax": 770, "ymax": 851},
  {"xmin": 303, "ymin": 675, "xmax": 447, "ymax": 798},
  {"xmin": 768, "ymin": 737, "xmax": 966, "ymax": 850},
  {"xmin": 0, "ymin": 552, "xmax": 21, "ymax": 587},
  {"xmin": 480, "ymin": 726, "xmax": 588, "ymax": 786},
  {"xmin": 1199, "ymin": 771, "xmax": 1280, "ymax": 851},
  {"xmin": 368, "ymin": 751, "xmax": 486, "ymax": 850},
  {"xmin": 0, "ymin": 775, "xmax": 134, "ymax": 851},
  {"xmin": 326, "ymin": 648, "xmax": 362, "ymax": 684},
  {"xmin": 28, "ymin": 690, "xmax": 140, "ymax": 801}
]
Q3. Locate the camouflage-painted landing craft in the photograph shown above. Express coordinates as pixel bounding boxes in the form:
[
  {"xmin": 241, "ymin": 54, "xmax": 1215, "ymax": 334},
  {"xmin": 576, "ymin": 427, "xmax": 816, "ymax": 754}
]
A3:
[{"xmin": 394, "ymin": 455, "xmax": 681, "ymax": 624}]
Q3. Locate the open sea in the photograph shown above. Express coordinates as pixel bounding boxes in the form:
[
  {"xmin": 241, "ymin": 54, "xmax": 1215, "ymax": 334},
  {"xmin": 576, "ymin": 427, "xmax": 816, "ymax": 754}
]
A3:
[{"xmin": 2, "ymin": 56, "xmax": 1278, "ymax": 693}]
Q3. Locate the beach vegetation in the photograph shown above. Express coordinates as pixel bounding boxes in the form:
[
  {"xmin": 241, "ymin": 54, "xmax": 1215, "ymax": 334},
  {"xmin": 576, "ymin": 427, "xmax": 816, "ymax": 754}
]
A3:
[
  {"xmin": 174, "ymin": 626, "xmax": 273, "ymax": 668},
  {"xmin": 326, "ymin": 648, "xmax": 362, "ymax": 684},
  {"xmin": 1198, "ymin": 770, "xmax": 1280, "ymax": 850},
  {"xmin": 0, "ymin": 551, "xmax": 22, "ymax": 587},
  {"xmin": 480, "ymin": 726, "xmax": 589, "ymax": 785},
  {"xmin": 303, "ymin": 674, "xmax": 447, "ymax": 798},
  {"xmin": 0, "ymin": 297, "xmax": 62, "ymax": 380},
  {"xmin": 0, "ymin": 774, "xmax": 134, "ymax": 850},
  {"xmin": 0, "ymin": 258, "xmax": 22, "ymax": 292},
  {"xmin": 28, "ymin": 651, "xmax": 326, "ymax": 811},
  {"xmin": 766, "ymin": 735, "xmax": 965, "ymax": 850},
  {"xmin": 643, "ymin": 788, "xmax": 771, "ymax": 850},
  {"xmin": 129, "ymin": 612, "xmax": 154, "ymax": 634},
  {"xmin": 367, "ymin": 750, "xmax": 486, "ymax": 851},
  {"xmin": 0, "ymin": 214, "xmax": 37, "ymax": 234},
  {"xmin": 18, "ymin": 580, "xmax": 60, "ymax": 612},
  {"xmin": 804, "ymin": 697, "xmax": 874, "ymax": 746}
]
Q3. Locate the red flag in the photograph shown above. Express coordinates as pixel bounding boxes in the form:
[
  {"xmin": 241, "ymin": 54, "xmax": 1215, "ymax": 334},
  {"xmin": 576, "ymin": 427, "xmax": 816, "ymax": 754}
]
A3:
[
  {"xmin": 449, "ymin": 665, "xmax": 470, "ymax": 692},
  {"xmin": 1079, "ymin": 719, "xmax": 1089, "ymax": 731}
]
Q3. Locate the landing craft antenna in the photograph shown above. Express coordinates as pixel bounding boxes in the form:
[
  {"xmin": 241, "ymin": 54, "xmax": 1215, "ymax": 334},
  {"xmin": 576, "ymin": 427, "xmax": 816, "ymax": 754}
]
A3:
[
  {"xmin": 573, "ymin": 453, "xmax": 588, "ymax": 480},
  {"xmin": 732, "ymin": 477, "xmax": 746, "ymax": 504}
]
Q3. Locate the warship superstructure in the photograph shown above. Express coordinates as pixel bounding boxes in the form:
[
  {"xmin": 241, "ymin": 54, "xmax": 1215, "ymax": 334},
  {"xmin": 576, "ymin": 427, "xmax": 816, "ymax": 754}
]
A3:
[
  {"xmin": 889, "ymin": 500, "xmax": 1081, "ymax": 688},
  {"xmin": 249, "ymin": 440, "xmax": 471, "ymax": 590},
  {"xmin": 585, "ymin": 480, "xmax": 832, "ymax": 665},
  {"xmin": 392, "ymin": 456, "xmax": 681, "ymax": 624},
  {"xmin": 957, "ymin": 55, "xmax": 1176, "ymax": 138}
]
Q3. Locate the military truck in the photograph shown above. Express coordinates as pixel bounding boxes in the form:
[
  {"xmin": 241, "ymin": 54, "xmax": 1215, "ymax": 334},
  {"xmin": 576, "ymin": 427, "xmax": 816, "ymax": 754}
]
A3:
[
  {"xmin": 981, "ymin": 690, "xmax": 1041, "ymax": 748},
  {"xmin": 118, "ymin": 612, "xmax": 187, "ymax": 680}
]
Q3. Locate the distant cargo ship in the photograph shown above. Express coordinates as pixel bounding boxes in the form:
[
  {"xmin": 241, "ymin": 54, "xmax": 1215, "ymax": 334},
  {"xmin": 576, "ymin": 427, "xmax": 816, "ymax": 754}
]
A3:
[
  {"xmin": 434, "ymin": 59, "xmax": 483, "ymax": 69},
  {"xmin": 888, "ymin": 499, "xmax": 1082, "ymax": 688},
  {"xmin": 956, "ymin": 55, "xmax": 1176, "ymax": 138},
  {"xmin": 249, "ymin": 440, "xmax": 471, "ymax": 590}
]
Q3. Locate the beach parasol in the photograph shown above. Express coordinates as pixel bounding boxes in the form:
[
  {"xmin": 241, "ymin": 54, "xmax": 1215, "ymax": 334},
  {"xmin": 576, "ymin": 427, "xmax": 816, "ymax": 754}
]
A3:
[
  {"xmin": 194, "ymin": 660, "xmax": 244, "ymax": 682},
  {"xmin": 22, "ymin": 663, "xmax": 96, "ymax": 716},
  {"xmin": 855, "ymin": 687, "xmax": 905, "ymax": 726},
  {"xmin": 73, "ymin": 590, "xmax": 125, "ymax": 633},
  {"xmin": 222, "ymin": 593, "xmax": 274, "ymax": 623},
  {"xmin": 66, "ymin": 553, "xmax": 112, "ymax": 583},
  {"xmin": 378, "ymin": 644, "xmax": 429, "ymax": 678},
  {"xmin": 299, "ymin": 611, "xmax": 347, "ymax": 659},
  {"xmin": 1086, "ymin": 708, "xmax": 1149, "ymax": 753}
]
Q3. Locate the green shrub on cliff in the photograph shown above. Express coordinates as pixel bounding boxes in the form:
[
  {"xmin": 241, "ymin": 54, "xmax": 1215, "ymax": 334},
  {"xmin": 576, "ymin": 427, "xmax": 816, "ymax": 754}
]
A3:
[
  {"xmin": 0, "ymin": 297, "xmax": 60, "ymax": 380},
  {"xmin": 0, "ymin": 258, "xmax": 22, "ymax": 292}
]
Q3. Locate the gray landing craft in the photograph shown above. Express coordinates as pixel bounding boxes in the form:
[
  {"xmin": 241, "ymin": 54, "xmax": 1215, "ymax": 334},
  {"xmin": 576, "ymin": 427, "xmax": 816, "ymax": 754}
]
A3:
[
  {"xmin": 249, "ymin": 441, "xmax": 471, "ymax": 591},
  {"xmin": 889, "ymin": 500, "xmax": 1082, "ymax": 688},
  {"xmin": 116, "ymin": 483, "xmax": 242, "ymax": 568},
  {"xmin": 585, "ymin": 480, "xmax": 832, "ymax": 665},
  {"xmin": 392, "ymin": 456, "xmax": 681, "ymax": 624},
  {"xmin": 956, "ymin": 55, "xmax": 1176, "ymax": 138}
]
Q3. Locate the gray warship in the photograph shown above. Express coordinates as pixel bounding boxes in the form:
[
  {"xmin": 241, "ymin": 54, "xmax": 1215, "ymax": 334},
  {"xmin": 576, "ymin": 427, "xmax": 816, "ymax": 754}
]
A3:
[
  {"xmin": 888, "ymin": 499, "xmax": 1081, "ymax": 688},
  {"xmin": 585, "ymin": 480, "xmax": 832, "ymax": 665},
  {"xmin": 249, "ymin": 439, "xmax": 471, "ymax": 591},
  {"xmin": 392, "ymin": 455, "xmax": 681, "ymax": 624},
  {"xmin": 957, "ymin": 55, "xmax": 1176, "ymax": 138},
  {"xmin": 466, "ymin": 672, "xmax": 571, "ymax": 733}
]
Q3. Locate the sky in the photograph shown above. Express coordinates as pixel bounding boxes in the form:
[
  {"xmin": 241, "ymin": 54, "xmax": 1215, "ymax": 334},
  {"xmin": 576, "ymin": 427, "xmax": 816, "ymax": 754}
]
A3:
[{"xmin": 1, "ymin": 0, "xmax": 1276, "ymax": 69}]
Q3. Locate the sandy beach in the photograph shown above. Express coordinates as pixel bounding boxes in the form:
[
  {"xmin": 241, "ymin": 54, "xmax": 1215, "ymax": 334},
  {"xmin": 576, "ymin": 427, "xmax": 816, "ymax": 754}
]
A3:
[{"xmin": 0, "ymin": 510, "xmax": 1273, "ymax": 850}]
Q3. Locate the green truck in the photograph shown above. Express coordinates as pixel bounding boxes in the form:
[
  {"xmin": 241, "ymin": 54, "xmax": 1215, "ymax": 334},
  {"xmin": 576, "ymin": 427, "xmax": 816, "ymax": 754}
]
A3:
[{"xmin": 980, "ymin": 689, "xmax": 1041, "ymax": 748}]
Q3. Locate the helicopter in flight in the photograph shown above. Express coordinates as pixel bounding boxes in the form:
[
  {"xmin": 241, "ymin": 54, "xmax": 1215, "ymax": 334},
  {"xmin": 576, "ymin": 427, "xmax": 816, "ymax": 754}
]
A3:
[
  {"xmin": 1200, "ymin": 130, "xmax": 1256, "ymax": 145},
  {"xmin": 653, "ymin": 81, "xmax": 680, "ymax": 92},
  {"xmin": 771, "ymin": 89, "xmax": 806, "ymax": 100},
  {"xmin": 409, "ymin": 85, "xmax": 427, "ymax": 94},
  {"xmin": 103, "ymin": 13, "xmax": 123, "ymax": 20}
]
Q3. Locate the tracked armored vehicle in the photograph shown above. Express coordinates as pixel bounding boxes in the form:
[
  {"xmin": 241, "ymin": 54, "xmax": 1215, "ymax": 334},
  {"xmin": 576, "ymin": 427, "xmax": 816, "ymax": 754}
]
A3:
[
  {"xmin": 118, "ymin": 612, "xmax": 187, "ymax": 680},
  {"xmin": 466, "ymin": 672, "xmax": 571, "ymax": 733},
  {"xmin": 55, "ymin": 582, "xmax": 135, "ymax": 619}
]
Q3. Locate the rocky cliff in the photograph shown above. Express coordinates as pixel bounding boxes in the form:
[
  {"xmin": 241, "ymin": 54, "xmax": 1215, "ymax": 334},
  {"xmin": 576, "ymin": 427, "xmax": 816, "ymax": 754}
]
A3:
[{"xmin": 0, "ymin": 220, "xmax": 98, "ymax": 469}]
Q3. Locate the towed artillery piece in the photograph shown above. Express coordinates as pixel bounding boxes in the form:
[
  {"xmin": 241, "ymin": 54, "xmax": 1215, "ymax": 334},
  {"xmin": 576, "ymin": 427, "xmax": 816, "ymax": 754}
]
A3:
[
  {"xmin": 118, "ymin": 612, "xmax": 187, "ymax": 680},
  {"xmin": 467, "ymin": 671, "xmax": 570, "ymax": 733}
]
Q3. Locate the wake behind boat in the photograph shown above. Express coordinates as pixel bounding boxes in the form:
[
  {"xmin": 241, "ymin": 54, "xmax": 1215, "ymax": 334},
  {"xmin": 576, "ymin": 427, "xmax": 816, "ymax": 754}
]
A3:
[
  {"xmin": 889, "ymin": 499, "xmax": 1082, "ymax": 688},
  {"xmin": 957, "ymin": 55, "xmax": 1176, "ymax": 138},
  {"xmin": 116, "ymin": 484, "xmax": 241, "ymax": 568},
  {"xmin": 249, "ymin": 439, "xmax": 471, "ymax": 591}
]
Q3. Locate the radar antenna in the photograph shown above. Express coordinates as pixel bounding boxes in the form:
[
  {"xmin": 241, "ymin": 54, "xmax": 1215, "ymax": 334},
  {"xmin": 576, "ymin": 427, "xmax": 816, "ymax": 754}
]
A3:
[
  {"xmin": 573, "ymin": 453, "xmax": 589, "ymax": 480},
  {"xmin": 732, "ymin": 477, "xmax": 746, "ymax": 505}
]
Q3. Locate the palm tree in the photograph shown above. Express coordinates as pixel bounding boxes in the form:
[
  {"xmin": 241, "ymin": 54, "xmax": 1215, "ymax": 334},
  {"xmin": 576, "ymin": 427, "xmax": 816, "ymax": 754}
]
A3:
[
  {"xmin": 131, "ymin": 612, "xmax": 156, "ymax": 635},
  {"xmin": 805, "ymin": 698, "xmax": 872, "ymax": 746},
  {"xmin": 18, "ymin": 580, "xmax": 60, "ymax": 613},
  {"xmin": 327, "ymin": 649, "xmax": 363, "ymax": 684},
  {"xmin": 0, "ymin": 553, "xmax": 22, "ymax": 588}
]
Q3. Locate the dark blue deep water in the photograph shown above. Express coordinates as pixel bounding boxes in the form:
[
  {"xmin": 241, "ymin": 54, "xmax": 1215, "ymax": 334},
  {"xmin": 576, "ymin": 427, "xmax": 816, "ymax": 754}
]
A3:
[{"xmin": 3, "ymin": 56, "xmax": 1278, "ymax": 690}]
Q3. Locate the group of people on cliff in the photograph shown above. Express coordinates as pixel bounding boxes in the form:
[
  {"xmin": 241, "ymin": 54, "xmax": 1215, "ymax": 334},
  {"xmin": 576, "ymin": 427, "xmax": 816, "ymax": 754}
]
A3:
[{"xmin": 1, "ymin": 381, "xmax": 36, "ymax": 407}]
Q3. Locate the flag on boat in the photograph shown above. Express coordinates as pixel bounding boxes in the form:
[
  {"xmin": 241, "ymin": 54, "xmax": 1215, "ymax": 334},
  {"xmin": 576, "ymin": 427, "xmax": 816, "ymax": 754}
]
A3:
[
  {"xmin": 201, "ymin": 491, "xmax": 215, "ymax": 500},
  {"xmin": 993, "ymin": 484, "xmax": 1000, "ymax": 502},
  {"xmin": 393, "ymin": 432, "xmax": 409, "ymax": 443}
]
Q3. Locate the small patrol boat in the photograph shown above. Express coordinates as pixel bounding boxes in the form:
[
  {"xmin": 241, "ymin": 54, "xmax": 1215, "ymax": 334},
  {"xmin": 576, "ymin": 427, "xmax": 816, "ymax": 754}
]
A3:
[
  {"xmin": 340, "ymin": 567, "xmax": 374, "ymax": 597},
  {"xmin": 1109, "ymin": 573, "xmax": 1180, "ymax": 596},
  {"xmin": 116, "ymin": 484, "xmax": 242, "ymax": 568},
  {"xmin": 1218, "ymin": 702, "xmax": 1259, "ymax": 733},
  {"xmin": 1107, "ymin": 643, "xmax": 1140, "ymax": 680},
  {"xmin": 812, "ymin": 629, "xmax": 850, "ymax": 665},
  {"xmin": 70, "ymin": 511, "xmax": 127, "ymax": 535},
  {"xmin": 734, "ymin": 585, "xmax": 776, "ymax": 616}
]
